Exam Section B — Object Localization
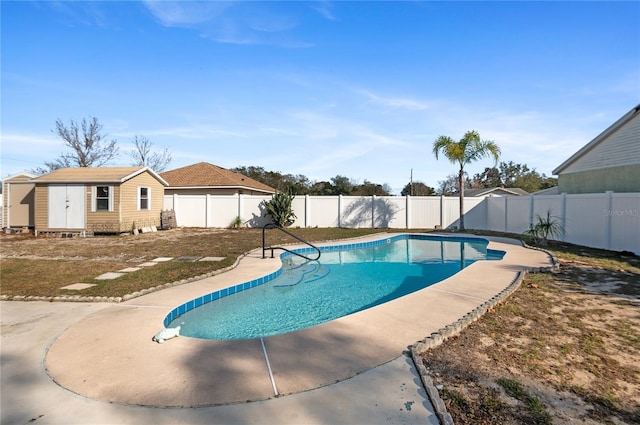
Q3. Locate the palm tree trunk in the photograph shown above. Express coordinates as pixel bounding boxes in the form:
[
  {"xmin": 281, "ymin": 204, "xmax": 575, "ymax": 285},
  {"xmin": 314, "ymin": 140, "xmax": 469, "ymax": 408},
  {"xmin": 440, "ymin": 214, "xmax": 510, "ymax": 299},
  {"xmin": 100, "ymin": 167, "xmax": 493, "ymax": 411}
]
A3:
[{"xmin": 458, "ymin": 168, "xmax": 465, "ymax": 231}]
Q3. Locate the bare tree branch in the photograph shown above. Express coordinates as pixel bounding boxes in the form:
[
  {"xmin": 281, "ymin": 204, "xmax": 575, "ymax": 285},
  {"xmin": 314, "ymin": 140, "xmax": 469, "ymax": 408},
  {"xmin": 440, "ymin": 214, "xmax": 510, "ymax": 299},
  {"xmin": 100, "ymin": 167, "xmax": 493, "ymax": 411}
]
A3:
[{"xmin": 129, "ymin": 135, "xmax": 172, "ymax": 172}]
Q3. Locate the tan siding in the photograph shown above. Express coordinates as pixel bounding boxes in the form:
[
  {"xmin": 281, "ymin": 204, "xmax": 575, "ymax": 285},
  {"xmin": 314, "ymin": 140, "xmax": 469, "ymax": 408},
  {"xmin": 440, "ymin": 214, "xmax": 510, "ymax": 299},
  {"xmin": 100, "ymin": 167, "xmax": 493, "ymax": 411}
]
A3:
[
  {"xmin": 34, "ymin": 184, "xmax": 49, "ymax": 232},
  {"xmin": 2, "ymin": 187, "xmax": 6, "ymax": 227},
  {"xmin": 119, "ymin": 172, "xmax": 165, "ymax": 231},
  {"xmin": 86, "ymin": 185, "xmax": 123, "ymax": 233}
]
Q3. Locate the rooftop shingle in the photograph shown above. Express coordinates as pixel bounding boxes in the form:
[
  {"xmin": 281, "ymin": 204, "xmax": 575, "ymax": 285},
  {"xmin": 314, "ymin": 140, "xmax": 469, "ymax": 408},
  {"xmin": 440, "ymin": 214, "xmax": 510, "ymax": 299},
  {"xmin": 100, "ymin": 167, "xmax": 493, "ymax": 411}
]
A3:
[
  {"xmin": 32, "ymin": 166, "xmax": 167, "ymax": 185},
  {"xmin": 160, "ymin": 162, "xmax": 275, "ymax": 193}
]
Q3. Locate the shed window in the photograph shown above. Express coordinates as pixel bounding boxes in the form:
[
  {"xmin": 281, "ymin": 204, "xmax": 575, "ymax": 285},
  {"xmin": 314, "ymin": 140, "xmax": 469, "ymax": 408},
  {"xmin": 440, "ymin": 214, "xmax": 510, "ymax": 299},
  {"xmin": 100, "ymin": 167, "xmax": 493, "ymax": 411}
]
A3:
[
  {"xmin": 138, "ymin": 187, "xmax": 150, "ymax": 210},
  {"xmin": 92, "ymin": 185, "xmax": 113, "ymax": 212}
]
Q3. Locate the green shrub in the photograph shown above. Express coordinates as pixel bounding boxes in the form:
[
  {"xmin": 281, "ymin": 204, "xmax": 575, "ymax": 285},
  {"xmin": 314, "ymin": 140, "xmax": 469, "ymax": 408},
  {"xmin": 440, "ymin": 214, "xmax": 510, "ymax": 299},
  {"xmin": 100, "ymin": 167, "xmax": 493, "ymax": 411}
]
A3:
[
  {"xmin": 263, "ymin": 191, "xmax": 297, "ymax": 227},
  {"xmin": 523, "ymin": 210, "xmax": 563, "ymax": 246}
]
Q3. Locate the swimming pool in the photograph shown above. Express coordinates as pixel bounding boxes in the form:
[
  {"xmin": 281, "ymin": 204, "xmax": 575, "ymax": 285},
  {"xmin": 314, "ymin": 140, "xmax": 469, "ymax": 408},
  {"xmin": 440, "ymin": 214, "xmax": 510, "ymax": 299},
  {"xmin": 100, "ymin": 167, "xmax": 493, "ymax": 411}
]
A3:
[{"xmin": 166, "ymin": 234, "xmax": 504, "ymax": 340}]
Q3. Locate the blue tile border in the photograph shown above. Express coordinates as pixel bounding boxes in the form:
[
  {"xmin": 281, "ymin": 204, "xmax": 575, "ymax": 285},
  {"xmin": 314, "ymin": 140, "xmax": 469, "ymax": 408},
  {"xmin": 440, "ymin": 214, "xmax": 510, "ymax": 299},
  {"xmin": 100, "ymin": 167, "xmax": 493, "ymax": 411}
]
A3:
[{"xmin": 163, "ymin": 233, "xmax": 501, "ymax": 328}]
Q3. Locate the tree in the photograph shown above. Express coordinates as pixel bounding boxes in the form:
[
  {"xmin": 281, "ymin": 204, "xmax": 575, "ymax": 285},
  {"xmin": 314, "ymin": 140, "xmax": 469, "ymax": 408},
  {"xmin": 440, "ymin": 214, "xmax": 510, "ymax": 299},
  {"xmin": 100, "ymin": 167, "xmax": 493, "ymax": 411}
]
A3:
[
  {"xmin": 129, "ymin": 135, "xmax": 172, "ymax": 172},
  {"xmin": 472, "ymin": 161, "xmax": 558, "ymax": 192},
  {"xmin": 471, "ymin": 167, "xmax": 502, "ymax": 188},
  {"xmin": 34, "ymin": 117, "xmax": 118, "ymax": 174},
  {"xmin": 436, "ymin": 174, "xmax": 472, "ymax": 196},
  {"xmin": 330, "ymin": 175, "xmax": 354, "ymax": 195},
  {"xmin": 401, "ymin": 181, "xmax": 435, "ymax": 196},
  {"xmin": 231, "ymin": 166, "xmax": 310, "ymax": 194},
  {"xmin": 433, "ymin": 130, "xmax": 500, "ymax": 230},
  {"xmin": 308, "ymin": 181, "xmax": 335, "ymax": 195},
  {"xmin": 352, "ymin": 180, "xmax": 391, "ymax": 196}
]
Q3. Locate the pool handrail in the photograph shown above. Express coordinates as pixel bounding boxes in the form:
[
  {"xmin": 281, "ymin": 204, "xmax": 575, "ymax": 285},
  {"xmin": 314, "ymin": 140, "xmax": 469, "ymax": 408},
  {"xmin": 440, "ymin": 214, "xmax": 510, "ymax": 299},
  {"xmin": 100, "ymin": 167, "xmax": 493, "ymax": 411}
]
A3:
[{"xmin": 262, "ymin": 223, "xmax": 321, "ymax": 261}]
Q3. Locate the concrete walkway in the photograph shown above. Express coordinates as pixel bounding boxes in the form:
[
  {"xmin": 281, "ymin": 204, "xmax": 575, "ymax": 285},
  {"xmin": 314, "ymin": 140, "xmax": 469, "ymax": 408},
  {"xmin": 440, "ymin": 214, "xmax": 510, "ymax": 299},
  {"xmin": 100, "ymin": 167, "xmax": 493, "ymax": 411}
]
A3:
[{"xmin": 1, "ymin": 234, "xmax": 553, "ymax": 424}]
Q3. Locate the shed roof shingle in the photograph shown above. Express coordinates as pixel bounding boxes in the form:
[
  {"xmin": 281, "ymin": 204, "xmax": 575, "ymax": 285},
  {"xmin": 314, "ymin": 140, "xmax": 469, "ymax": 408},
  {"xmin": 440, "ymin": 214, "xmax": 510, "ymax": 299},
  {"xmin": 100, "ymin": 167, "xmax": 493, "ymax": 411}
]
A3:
[
  {"xmin": 32, "ymin": 166, "xmax": 168, "ymax": 185},
  {"xmin": 160, "ymin": 162, "xmax": 275, "ymax": 193}
]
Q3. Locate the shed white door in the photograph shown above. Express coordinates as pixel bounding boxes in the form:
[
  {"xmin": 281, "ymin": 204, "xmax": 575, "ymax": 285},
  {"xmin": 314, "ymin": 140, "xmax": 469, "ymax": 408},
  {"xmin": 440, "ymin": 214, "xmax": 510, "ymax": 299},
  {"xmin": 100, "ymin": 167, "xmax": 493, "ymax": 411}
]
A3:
[{"xmin": 48, "ymin": 185, "xmax": 86, "ymax": 229}]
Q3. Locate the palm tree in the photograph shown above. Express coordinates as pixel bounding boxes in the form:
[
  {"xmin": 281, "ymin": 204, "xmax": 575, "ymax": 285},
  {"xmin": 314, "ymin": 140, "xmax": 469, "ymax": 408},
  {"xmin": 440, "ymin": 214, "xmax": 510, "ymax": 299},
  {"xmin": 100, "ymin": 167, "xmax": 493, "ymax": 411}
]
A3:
[{"xmin": 432, "ymin": 130, "xmax": 501, "ymax": 231}]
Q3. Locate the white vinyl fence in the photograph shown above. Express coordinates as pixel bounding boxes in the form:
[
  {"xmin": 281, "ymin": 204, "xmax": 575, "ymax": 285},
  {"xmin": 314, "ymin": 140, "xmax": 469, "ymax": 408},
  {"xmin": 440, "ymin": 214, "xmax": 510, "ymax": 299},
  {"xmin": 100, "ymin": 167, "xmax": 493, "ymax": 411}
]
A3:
[
  {"xmin": 483, "ymin": 192, "xmax": 639, "ymax": 254},
  {"xmin": 164, "ymin": 194, "xmax": 485, "ymax": 231},
  {"xmin": 164, "ymin": 192, "xmax": 640, "ymax": 254}
]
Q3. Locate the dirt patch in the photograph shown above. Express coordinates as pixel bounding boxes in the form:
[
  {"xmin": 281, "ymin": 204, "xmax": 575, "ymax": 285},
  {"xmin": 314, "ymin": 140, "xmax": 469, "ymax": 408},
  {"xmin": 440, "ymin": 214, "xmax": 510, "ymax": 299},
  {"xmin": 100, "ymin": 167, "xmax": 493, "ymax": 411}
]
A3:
[{"xmin": 420, "ymin": 247, "xmax": 640, "ymax": 424}]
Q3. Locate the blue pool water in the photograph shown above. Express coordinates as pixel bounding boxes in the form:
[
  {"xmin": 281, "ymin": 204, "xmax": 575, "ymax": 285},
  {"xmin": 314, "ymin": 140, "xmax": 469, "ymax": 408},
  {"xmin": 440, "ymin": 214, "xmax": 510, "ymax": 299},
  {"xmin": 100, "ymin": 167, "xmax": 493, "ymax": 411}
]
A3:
[{"xmin": 167, "ymin": 234, "xmax": 504, "ymax": 340}]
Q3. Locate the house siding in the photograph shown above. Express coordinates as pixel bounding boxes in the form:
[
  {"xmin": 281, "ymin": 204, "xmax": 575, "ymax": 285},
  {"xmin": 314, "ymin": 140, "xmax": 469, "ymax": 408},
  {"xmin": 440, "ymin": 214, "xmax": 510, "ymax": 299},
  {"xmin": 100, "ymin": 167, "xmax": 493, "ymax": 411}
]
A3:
[
  {"xmin": 558, "ymin": 164, "xmax": 640, "ymax": 194},
  {"xmin": 86, "ymin": 185, "xmax": 123, "ymax": 233},
  {"xmin": 119, "ymin": 173, "xmax": 165, "ymax": 231},
  {"xmin": 562, "ymin": 114, "xmax": 640, "ymax": 174}
]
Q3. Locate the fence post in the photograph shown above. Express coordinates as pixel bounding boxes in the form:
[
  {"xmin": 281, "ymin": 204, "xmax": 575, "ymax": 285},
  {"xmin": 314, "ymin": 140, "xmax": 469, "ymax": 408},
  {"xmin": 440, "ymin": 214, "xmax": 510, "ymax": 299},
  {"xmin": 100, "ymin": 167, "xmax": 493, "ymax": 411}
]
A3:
[
  {"xmin": 503, "ymin": 196, "xmax": 508, "ymax": 233},
  {"xmin": 372, "ymin": 195, "xmax": 376, "ymax": 228},
  {"xmin": 304, "ymin": 195, "xmax": 309, "ymax": 228},
  {"xmin": 338, "ymin": 195, "xmax": 342, "ymax": 228},
  {"xmin": 173, "ymin": 193, "xmax": 179, "ymax": 226},
  {"xmin": 440, "ymin": 195, "xmax": 445, "ymax": 229},
  {"xmin": 237, "ymin": 193, "xmax": 243, "ymax": 223},
  {"xmin": 406, "ymin": 195, "xmax": 411, "ymax": 229},
  {"xmin": 529, "ymin": 194, "xmax": 535, "ymax": 227},
  {"xmin": 560, "ymin": 192, "xmax": 567, "ymax": 241},
  {"xmin": 205, "ymin": 194, "xmax": 211, "ymax": 228},
  {"xmin": 605, "ymin": 191, "xmax": 613, "ymax": 250}
]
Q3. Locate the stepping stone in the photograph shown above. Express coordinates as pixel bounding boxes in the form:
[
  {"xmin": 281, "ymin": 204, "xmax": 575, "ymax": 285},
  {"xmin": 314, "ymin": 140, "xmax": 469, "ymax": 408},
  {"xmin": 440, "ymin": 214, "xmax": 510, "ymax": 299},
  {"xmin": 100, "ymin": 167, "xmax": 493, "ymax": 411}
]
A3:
[
  {"xmin": 119, "ymin": 267, "xmax": 142, "ymax": 273},
  {"xmin": 199, "ymin": 257, "xmax": 225, "ymax": 262},
  {"xmin": 138, "ymin": 262, "xmax": 158, "ymax": 267},
  {"xmin": 60, "ymin": 283, "xmax": 97, "ymax": 290},
  {"xmin": 151, "ymin": 257, "xmax": 173, "ymax": 262},
  {"xmin": 95, "ymin": 272, "xmax": 124, "ymax": 280},
  {"xmin": 176, "ymin": 256, "xmax": 200, "ymax": 262}
]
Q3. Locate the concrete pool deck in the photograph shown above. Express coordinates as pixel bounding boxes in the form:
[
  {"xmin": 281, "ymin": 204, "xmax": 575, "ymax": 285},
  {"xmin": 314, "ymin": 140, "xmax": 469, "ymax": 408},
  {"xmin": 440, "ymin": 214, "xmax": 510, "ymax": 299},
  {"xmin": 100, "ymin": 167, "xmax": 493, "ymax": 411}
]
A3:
[{"xmin": 2, "ymin": 233, "xmax": 554, "ymax": 423}]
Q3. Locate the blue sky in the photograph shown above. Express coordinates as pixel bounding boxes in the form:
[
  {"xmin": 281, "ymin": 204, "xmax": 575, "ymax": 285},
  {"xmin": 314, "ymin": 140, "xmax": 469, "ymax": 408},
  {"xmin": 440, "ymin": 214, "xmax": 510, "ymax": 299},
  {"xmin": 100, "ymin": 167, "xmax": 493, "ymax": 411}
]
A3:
[{"xmin": 2, "ymin": 1, "xmax": 638, "ymax": 194}]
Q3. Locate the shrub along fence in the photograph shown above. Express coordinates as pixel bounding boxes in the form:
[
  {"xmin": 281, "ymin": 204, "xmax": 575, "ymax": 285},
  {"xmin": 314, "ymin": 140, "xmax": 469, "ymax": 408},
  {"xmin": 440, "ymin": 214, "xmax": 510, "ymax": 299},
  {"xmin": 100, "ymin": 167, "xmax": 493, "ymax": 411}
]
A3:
[{"xmin": 164, "ymin": 192, "xmax": 639, "ymax": 255}]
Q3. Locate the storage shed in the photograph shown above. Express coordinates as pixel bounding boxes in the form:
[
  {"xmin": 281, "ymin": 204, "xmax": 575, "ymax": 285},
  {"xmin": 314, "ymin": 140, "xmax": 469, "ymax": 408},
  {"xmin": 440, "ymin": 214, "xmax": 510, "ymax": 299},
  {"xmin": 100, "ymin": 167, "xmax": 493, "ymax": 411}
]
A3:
[{"xmin": 32, "ymin": 166, "xmax": 168, "ymax": 234}]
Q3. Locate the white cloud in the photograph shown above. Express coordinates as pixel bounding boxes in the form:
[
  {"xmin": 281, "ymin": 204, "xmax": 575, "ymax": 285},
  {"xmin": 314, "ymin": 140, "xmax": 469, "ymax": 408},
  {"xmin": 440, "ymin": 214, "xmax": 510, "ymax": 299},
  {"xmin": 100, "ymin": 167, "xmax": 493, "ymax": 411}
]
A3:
[
  {"xmin": 142, "ymin": 1, "xmax": 313, "ymax": 47},
  {"xmin": 116, "ymin": 126, "xmax": 247, "ymax": 140},
  {"xmin": 355, "ymin": 88, "xmax": 434, "ymax": 111},
  {"xmin": 311, "ymin": 1, "xmax": 337, "ymax": 21},
  {"xmin": 142, "ymin": 1, "xmax": 231, "ymax": 27}
]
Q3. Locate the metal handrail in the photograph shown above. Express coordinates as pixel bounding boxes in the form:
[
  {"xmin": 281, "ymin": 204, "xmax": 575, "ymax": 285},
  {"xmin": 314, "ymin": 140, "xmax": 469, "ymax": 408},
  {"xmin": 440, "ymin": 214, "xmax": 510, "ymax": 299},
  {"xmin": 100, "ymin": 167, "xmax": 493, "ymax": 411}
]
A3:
[{"xmin": 262, "ymin": 223, "xmax": 321, "ymax": 261}]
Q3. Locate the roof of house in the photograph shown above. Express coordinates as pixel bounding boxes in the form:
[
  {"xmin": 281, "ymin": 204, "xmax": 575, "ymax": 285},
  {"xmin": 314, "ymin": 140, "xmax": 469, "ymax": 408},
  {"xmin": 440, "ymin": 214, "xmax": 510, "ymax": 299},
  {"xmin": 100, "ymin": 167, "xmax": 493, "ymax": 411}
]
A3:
[
  {"xmin": 32, "ymin": 166, "xmax": 168, "ymax": 186},
  {"xmin": 160, "ymin": 162, "xmax": 275, "ymax": 193},
  {"xmin": 531, "ymin": 186, "xmax": 559, "ymax": 196},
  {"xmin": 462, "ymin": 187, "xmax": 529, "ymax": 197},
  {"xmin": 553, "ymin": 103, "xmax": 640, "ymax": 175}
]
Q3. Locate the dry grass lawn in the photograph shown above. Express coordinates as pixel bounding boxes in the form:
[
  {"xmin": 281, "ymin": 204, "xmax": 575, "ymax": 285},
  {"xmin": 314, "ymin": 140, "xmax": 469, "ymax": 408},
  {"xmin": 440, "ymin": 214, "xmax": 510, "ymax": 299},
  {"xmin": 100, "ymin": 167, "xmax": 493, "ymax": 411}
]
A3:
[
  {"xmin": 421, "ymin": 241, "xmax": 640, "ymax": 424},
  {"xmin": 0, "ymin": 227, "xmax": 396, "ymax": 298}
]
